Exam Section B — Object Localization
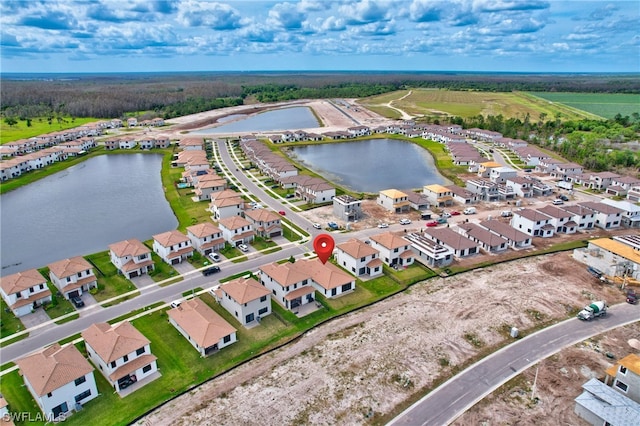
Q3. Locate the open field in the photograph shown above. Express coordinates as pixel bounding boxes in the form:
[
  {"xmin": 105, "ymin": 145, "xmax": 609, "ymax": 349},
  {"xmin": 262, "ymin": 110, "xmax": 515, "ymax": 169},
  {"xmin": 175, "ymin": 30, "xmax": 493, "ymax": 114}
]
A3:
[
  {"xmin": 0, "ymin": 117, "xmax": 99, "ymax": 144},
  {"xmin": 529, "ymin": 92, "xmax": 640, "ymax": 118},
  {"xmin": 360, "ymin": 89, "xmax": 603, "ymax": 121}
]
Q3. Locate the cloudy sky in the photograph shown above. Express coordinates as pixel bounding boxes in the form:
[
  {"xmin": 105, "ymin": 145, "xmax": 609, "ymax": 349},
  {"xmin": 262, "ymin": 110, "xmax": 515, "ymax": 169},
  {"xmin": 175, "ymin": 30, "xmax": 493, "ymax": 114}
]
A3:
[{"xmin": 1, "ymin": 0, "xmax": 639, "ymax": 74}]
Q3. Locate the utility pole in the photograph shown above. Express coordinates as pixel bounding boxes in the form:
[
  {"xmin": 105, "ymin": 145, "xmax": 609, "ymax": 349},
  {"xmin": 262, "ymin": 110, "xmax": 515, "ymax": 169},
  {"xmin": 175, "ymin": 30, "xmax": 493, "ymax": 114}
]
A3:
[{"xmin": 531, "ymin": 361, "xmax": 540, "ymax": 401}]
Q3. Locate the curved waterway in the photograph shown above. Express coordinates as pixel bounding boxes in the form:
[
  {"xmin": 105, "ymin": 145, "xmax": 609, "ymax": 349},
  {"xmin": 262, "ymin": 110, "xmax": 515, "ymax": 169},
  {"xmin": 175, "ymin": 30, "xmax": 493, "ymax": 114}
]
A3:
[{"xmin": 190, "ymin": 106, "xmax": 319, "ymax": 134}]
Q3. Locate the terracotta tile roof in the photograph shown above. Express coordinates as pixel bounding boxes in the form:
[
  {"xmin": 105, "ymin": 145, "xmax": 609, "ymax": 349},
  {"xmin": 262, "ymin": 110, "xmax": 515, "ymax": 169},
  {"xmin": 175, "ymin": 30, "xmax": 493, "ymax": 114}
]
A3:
[
  {"xmin": 284, "ymin": 285, "xmax": 315, "ymax": 301},
  {"xmin": 260, "ymin": 262, "xmax": 309, "ymax": 286},
  {"xmin": 297, "ymin": 259, "xmax": 353, "ymax": 290},
  {"xmin": 336, "ymin": 238, "xmax": 378, "ymax": 258},
  {"xmin": 218, "ymin": 216, "xmax": 251, "ymax": 230},
  {"xmin": 48, "ymin": 256, "xmax": 92, "ymax": 279},
  {"xmin": 10, "ymin": 288, "xmax": 52, "ymax": 309},
  {"xmin": 424, "ymin": 228, "xmax": 478, "ymax": 250},
  {"xmin": 186, "ymin": 222, "xmax": 221, "ymax": 238},
  {"xmin": 108, "ymin": 354, "xmax": 157, "ymax": 381},
  {"xmin": 211, "ymin": 196, "xmax": 243, "ymax": 208},
  {"xmin": 16, "ymin": 343, "xmax": 94, "ymax": 396},
  {"xmin": 82, "ymin": 322, "xmax": 150, "ymax": 363},
  {"xmin": 220, "ymin": 277, "xmax": 270, "ymax": 304},
  {"xmin": 211, "ymin": 189, "xmax": 241, "ymax": 201},
  {"xmin": 367, "ymin": 258, "xmax": 383, "ymax": 268},
  {"xmin": 1, "ymin": 268, "xmax": 46, "ymax": 294},
  {"xmin": 244, "ymin": 208, "xmax": 281, "ymax": 223},
  {"xmin": 168, "ymin": 298, "xmax": 236, "ymax": 349},
  {"xmin": 370, "ymin": 232, "xmax": 409, "ymax": 249},
  {"xmin": 153, "ymin": 230, "xmax": 189, "ymax": 247},
  {"xmin": 108, "ymin": 239, "xmax": 150, "ymax": 258}
]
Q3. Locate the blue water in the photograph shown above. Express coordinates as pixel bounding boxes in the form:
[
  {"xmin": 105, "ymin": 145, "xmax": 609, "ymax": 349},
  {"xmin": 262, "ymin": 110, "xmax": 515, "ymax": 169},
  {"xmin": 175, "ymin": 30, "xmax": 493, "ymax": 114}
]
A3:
[
  {"xmin": 191, "ymin": 107, "xmax": 319, "ymax": 134},
  {"xmin": 0, "ymin": 154, "xmax": 177, "ymax": 276},
  {"xmin": 290, "ymin": 139, "xmax": 448, "ymax": 193}
]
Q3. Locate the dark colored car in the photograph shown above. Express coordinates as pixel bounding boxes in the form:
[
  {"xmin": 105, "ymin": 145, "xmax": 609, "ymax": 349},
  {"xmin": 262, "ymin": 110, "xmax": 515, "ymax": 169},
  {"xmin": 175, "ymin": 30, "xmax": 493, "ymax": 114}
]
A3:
[
  {"xmin": 71, "ymin": 296, "xmax": 85, "ymax": 308},
  {"xmin": 627, "ymin": 290, "xmax": 638, "ymax": 304},
  {"xmin": 202, "ymin": 266, "xmax": 221, "ymax": 276},
  {"xmin": 559, "ymin": 194, "xmax": 569, "ymax": 201}
]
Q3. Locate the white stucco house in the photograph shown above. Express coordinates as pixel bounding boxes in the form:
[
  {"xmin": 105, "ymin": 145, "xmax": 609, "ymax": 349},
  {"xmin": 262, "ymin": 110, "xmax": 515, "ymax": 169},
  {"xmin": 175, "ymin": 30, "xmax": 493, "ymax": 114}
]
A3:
[
  {"xmin": 48, "ymin": 256, "xmax": 98, "ymax": 299},
  {"xmin": 369, "ymin": 232, "xmax": 414, "ymax": 267},
  {"xmin": 510, "ymin": 208, "xmax": 555, "ymax": 237},
  {"xmin": 152, "ymin": 230, "xmax": 194, "ymax": 265},
  {"xmin": 214, "ymin": 277, "xmax": 271, "ymax": 326},
  {"xmin": 335, "ymin": 238, "xmax": 383, "ymax": 277},
  {"xmin": 186, "ymin": 222, "xmax": 225, "ymax": 256},
  {"xmin": 108, "ymin": 239, "xmax": 155, "ymax": 279},
  {"xmin": 218, "ymin": 216, "xmax": 255, "ymax": 247},
  {"xmin": 16, "ymin": 344, "xmax": 98, "ymax": 420},
  {"xmin": 377, "ymin": 189, "xmax": 410, "ymax": 213},
  {"xmin": 82, "ymin": 322, "xmax": 159, "ymax": 394},
  {"xmin": 0, "ymin": 268, "xmax": 52, "ymax": 317}
]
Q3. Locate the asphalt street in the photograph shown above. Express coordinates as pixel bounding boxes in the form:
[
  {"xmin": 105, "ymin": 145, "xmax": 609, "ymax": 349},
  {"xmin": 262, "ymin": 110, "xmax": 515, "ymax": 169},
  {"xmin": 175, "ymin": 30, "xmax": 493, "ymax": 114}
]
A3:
[{"xmin": 390, "ymin": 302, "xmax": 640, "ymax": 426}]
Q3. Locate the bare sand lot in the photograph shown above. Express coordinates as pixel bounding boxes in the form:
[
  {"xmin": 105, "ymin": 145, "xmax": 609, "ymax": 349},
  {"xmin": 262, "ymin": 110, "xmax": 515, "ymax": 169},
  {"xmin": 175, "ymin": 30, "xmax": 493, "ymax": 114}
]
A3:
[{"xmin": 140, "ymin": 252, "xmax": 633, "ymax": 426}]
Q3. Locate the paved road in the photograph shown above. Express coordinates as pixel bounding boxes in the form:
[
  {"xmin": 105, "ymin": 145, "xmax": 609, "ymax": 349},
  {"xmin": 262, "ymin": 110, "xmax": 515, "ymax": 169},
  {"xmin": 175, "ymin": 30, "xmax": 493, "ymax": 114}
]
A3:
[{"xmin": 390, "ymin": 302, "xmax": 640, "ymax": 426}]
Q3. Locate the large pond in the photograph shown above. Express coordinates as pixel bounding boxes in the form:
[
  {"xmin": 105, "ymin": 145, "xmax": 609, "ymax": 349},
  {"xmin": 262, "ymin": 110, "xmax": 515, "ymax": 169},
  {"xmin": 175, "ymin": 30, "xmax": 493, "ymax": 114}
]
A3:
[
  {"xmin": 289, "ymin": 139, "xmax": 448, "ymax": 193},
  {"xmin": 0, "ymin": 154, "xmax": 177, "ymax": 277},
  {"xmin": 191, "ymin": 106, "xmax": 319, "ymax": 134}
]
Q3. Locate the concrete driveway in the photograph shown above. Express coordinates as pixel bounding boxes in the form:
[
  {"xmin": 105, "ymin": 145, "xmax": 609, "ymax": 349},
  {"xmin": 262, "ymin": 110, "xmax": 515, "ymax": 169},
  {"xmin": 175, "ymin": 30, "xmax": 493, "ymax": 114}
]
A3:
[
  {"xmin": 172, "ymin": 260, "xmax": 196, "ymax": 275},
  {"xmin": 19, "ymin": 308, "xmax": 51, "ymax": 329}
]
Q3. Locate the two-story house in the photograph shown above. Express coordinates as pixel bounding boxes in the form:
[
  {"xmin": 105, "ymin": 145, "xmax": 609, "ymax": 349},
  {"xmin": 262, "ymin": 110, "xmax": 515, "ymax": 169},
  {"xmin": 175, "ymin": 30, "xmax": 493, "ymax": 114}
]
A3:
[
  {"xmin": 244, "ymin": 209, "xmax": 282, "ymax": 238},
  {"xmin": 48, "ymin": 256, "xmax": 98, "ymax": 299},
  {"xmin": 377, "ymin": 189, "xmax": 410, "ymax": 213},
  {"xmin": 511, "ymin": 208, "xmax": 555, "ymax": 237},
  {"xmin": 16, "ymin": 344, "xmax": 98, "ymax": 420},
  {"xmin": 560, "ymin": 205, "xmax": 596, "ymax": 230},
  {"xmin": 215, "ymin": 277, "xmax": 271, "ymax": 326},
  {"xmin": 578, "ymin": 201, "xmax": 623, "ymax": 229},
  {"xmin": 489, "ymin": 166, "xmax": 518, "ymax": 184},
  {"xmin": 82, "ymin": 322, "xmax": 159, "ymax": 393},
  {"xmin": 259, "ymin": 261, "xmax": 316, "ymax": 311},
  {"xmin": 108, "ymin": 239, "xmax": 154, "ymax": 279},
  {"xmin": 0, "ymin": 269, "xmax": 52, "ymax": 317},
  {"xmin": 369, "ymin": 232, "xmax": 414, "ymax": 267},
  {"xmin": 335, "ymin": 238, "xmax": 383, "ymax": 277},
  {"xmin": 478, "ymin": 220, "xmax": 533, "ymax": 249},
  {"xmin": 601, "ymin": 199, "xmax": 640, "ymax": 229},
  {"xmin": 186, "ymin": 222, "xmax": 225, "ymax": 256},
  {"xmin": 404, "ymin": 232, "xmax": 454, "ymax": 267},
  {"xmin": 333, "ymin": 195, "xmax": 363, "ymax": 222},
  {"xmin": 168, "ymin": 298, "xmax": 237, "ymax": 357},
  {"xmin": 536, "ymin": 205, "xmax": 577, "ymax": 234},
  {"xmin": 423, "ymin": 184, "xmax": 454, "ymax": 207},
  {"xmin": 423, "ymin": 227, "xmax": 480, "ymax": 257},
  {"xmin": 209, "ymin": 191, "xmax": 244, "ymax": 220},
  {"xmin": 218, "ymin": 216, "xmax": 255, "ymax": 247},
  {"xmin": 477, "ymin": 161, "xmax": 502, "ymax": 178},
  {"xmin": 152, "ymin": 230, "xmax": 194, "ymax": 265},
  {"xmin": 505, "ymin": 176, "xmax": 534, "ymax": 198},
  {"xmin": 456, "ymin": 223, "xmax": 509, "ymax": 253}
]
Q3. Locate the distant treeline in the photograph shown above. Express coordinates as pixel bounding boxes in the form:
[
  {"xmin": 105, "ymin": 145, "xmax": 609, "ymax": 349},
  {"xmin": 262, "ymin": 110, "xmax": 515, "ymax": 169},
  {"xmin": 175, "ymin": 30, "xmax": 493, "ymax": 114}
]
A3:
[{"xmin": 1, "ymin": 72, "xmax": 639, "ymax": 120}]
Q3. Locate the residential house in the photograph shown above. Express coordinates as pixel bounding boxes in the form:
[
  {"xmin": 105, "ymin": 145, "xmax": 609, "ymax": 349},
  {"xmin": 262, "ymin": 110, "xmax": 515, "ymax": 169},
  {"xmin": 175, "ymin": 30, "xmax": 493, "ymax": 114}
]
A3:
[
  {"xmin": 218, "ymin": 216, "xmax": 255, "ymax": 247},
  {"xmin": 0, "ymin": 269, "xmax": 52, "ymax": 317},
  {"xmin": 402, "ymin": 190, "xmax": 431, "ymax": 210},
  {"xmin": 244, "ymin": 209, "xmax": 282, "ymax": 238},
  {"xmin": 423, "ymin": 184, "xmax": 454, "ymax": 207},
  {"xmin": 572, "ymin": 238, "xmax": 640, "ymax": 281},
  {"xmin": 193, "ymin": 177, "xmax": 226, "ymax": 201},
  {"xmin": 333, "ymin": 195, "xmax": 363, "ymax": 222},
  {"xmin": 445, "ymin": 185, "xmax": 476, "ymax": 205},
  {"xmin": 529, "ymin": 178, "xmax": 554, "ymax": 196},
  {"xmin": 601, "ymin": 199, "xmax": 640, "ymax": 228},
  {"xmin": 126, "ymin": 117, "xmax": 138, "ymax": 127},
  {"xmin": 82, "ymin": 322, "xmax": 158, "ymax": 394},
  {"xmin": 259, "ymin": 261, "xmax": 316, "ymax": 311},
  {"xmin": 553, "ymin": 162, "xmax": 583, "ymax": 180},
  {"xmin": 214, "ymin": 277, "xmax": 271, "ymax": 326},
  {"xmin": 178, "ymin": 137, "xmax": 204, "ymax": 150},
  {"xmin": 605, "ymin": 353, "xmax": 640, "ymax": 402},
  {"xmin": 369, "ymin": 232, "xmax": 414, "ymax": 267},
  {"xmin": 404, "ymin": 232, "xmax": 454, "ymax": 267},
  {"xmin": 168, "ymin": 298, "xmax": 237, "ymax": 357},
  {"xmin": 294, "ymin": 176, "xmax": 335, "ymax": 204},
  {"xmin": 186, "ymin": 222, "xmax": 225, "ymax": 256},
  {"xmin": 477, "ymin": 161, "xmax": 502, "ymax": 178},
  {"xmin": 301, "ymin": 258, "xmax": 356, "ymax": 299},
  {"xmin": 456, "ymin": 223, "xmax": 509, "ymax": 253},
  {"xmin": 16, "ymin": 344, "xmax": 98, "ymax": 420},
  {"xmin": 489, "ymin": 166, "xmax": 518, "ymax": 184},
  {"xmin": 536, "ymin": 205, "xmax": 577, "ymax": 234},
  {"xmin": 607, "ymin": 175, "xmax": 640, "ymax": 197},
  {"xmin": 478, "ymin": 220, "xmax": 532, "ymax": 249},
  {"xmin": 587, "ymin": 171, "xmax": 620, "ymax": 190},
  {"xmin": 560, "ymin": 204, "xmax": 596, "ymax": 230},
  {"xmin": 209, "ymin": 190, "xmax": 244, "ymax": 220},
  {"xmin": 578, "ymin": 202, "xmax": 623, "ymax": 229},
  {"xmin": 511, "ymin": 208, "xmax": 555, "ymax": 237},
  {"xmin": 48, "ymin": 256, "xmax": 98, "ymax": 299},
  {"xmin": 335, "ymin": 238, "xmax": 383, "ymax": 277},
  {"xmin": 627, "ymin": 184, "xmax": 640, "ymax": 202},
  {"xmin": 423, "ymin": 227, "xmax": 480, "ymax": 258},
  {"xmin": 505, "ymin": 176, "xmax": 534, "ymax": 198},
  {"xmin": 466, "ymin": 179, "xmax": 500, "ymax": 202},
  {"xmin": 108, "ymin": 239, "xmax": 154, "ymax": 279},
  {"xmin": 152, "ymin": 230, "xmax": 194, "ymax": 265},
  {"xmin": 377, "ymin": 189, "xmax": 410, "ymax": 213}
]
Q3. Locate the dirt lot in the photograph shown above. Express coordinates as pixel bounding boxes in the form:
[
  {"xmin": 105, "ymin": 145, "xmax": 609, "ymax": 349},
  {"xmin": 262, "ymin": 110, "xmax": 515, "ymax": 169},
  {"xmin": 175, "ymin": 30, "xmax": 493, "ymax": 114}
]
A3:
[{"xmin": 140, "ymin": 252, "xmax": 635, "ymax": 426}]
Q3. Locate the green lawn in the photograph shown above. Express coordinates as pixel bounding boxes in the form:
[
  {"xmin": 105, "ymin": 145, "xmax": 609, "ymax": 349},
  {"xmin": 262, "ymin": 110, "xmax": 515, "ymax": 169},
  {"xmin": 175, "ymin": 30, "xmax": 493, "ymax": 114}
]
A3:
[
  {"xmin": 0, "ymin": 298, "xmax": 25, "ymax": 339},
  {"xmin": 85, "ymin": 251, "xmax": 140, "ymax": 305},
  {"xmin": 0, "ymin": 116, "xmax": 100, "ymax": 144},
  {"xmin": 529, "ymin": 92, "xmax": 640, "ymax": 119}
]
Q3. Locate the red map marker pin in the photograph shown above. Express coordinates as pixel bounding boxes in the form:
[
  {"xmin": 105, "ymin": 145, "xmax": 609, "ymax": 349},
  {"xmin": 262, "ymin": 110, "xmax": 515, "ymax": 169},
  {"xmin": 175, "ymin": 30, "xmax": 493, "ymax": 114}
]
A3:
[{"xmin": 313, "ymin": 233, "xmax": 335, "ymax": 264}]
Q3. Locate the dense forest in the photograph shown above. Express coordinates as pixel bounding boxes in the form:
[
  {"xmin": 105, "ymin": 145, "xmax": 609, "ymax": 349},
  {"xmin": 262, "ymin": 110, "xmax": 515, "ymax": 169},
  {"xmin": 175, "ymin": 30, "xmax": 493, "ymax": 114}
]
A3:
[{"xmin": 2, "ymin": 72, "xmax": 639, "ymax": 120}]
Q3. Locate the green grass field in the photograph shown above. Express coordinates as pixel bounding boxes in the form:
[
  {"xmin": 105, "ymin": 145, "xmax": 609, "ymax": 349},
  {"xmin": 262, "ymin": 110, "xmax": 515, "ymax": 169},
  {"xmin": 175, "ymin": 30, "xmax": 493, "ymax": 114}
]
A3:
[
  {"xmin": 360, "ymin": 89, "xmax": 603, "ymax": 121},
  {"xmin": 528, "ymin": 92, "xmax": 640, "ymax": 119},
  {"xmin": 1, "ymin": 117, "xmax": 100, "ymax": 144}
]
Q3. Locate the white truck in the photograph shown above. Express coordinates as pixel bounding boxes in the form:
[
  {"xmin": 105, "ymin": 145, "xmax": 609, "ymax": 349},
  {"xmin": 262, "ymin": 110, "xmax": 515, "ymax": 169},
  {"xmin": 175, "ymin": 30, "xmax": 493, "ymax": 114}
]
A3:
[
  {"xmin": 557, "ymin": 180, "xmax": 573, "ymax": 191},
  {"xmin": 577, "ymin": 301, "xmax": 607, "ymax": 321}
]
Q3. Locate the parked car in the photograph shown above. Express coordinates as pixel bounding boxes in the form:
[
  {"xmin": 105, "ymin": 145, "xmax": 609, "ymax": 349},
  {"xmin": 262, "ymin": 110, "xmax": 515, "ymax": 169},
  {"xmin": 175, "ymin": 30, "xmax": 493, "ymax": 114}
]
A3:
[
  {"xmin": 524, "ymin": 168, "xmax": 532, "ymax": 172},
  {"xmin": 202, "ymin": 266, "xmax": 221, "ymax": 276},
  {"xmin": 552, "ymin": 199, "xmax": 564, "ymax": 205},
  {"xmin": 313, "ymin": 223, "xmax": 322, "ymax": 229},
  {"xmin": 501, "ymin": 210, "xmax": 513, "ymax": 217},
  {"xmin": 426, "ymin": 221, "xmax": 439, "ymax": 227},
  {"xmin": 450, "ymin": 211, "xmax": 461, "ymax": 216},
  {"xmin": 378, "ymin": 223, "xmax": 389, "ymax": 228},
  {"xmin": 327, "ymin": 222, "xmax": 339, "ymax": 230},
  {"xmin": 170, "ymin": 300, "xmax": 182, "ymax": 309},
  {"xmin": 559, "ymin": 194, "xmax": 569, "ymax": 201},
  {"xmin": 627, "ymin": 289, "xmax": 638, "ymax": 305},
  {"xmin": 238, "ymin": 243, "xmax": 249, "ymax": 252},
  {"xmin": 399, "ymin": 219, "xmax": 411, "ymax": 225},
  {"xmin": 208, "ymin": 252, "xmax": 221, "ymax": 262},
  {"xmin": 285, "ymin": 194, "xmax": 295, "ymax": 199},
  {"xmin": 440, "ymin": 212, "xmax": 452, "ymax": 218},
  {"xmin": 278, "ymin": 210, "xmax": 286, "ymax": 215},
  {"xmin": 71, "ymin": 296, "xmax": 84, "ymax": 308},
  {"xmin": 436, "ymin": 217, "xmax": 448, "ymax": 224}
]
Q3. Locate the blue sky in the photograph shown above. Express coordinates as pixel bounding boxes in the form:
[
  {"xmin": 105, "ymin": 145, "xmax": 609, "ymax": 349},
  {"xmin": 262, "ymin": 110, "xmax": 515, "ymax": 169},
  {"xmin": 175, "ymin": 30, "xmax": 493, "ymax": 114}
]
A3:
[{"xmin": 1, "ymin": 0, "xmax": 639, "ymax": 73}]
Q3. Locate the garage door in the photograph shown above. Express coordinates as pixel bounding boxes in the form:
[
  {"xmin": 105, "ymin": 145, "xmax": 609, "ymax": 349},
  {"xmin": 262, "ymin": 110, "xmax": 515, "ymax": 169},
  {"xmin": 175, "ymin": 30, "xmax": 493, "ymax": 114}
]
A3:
[
  {"xmin": 129, "ymin": 270, "xmax": 139, "ymax": 278},
  {"xmin": 68, "ymin": 290, "xmax": 80, "ymax": 298},
  {"xmin": 171, "ymin": 258, "xmax": 180, "ymax": 265},
  {"xmin": 270, "ymin": 231, "xmax": 281, "ymax": 237}
]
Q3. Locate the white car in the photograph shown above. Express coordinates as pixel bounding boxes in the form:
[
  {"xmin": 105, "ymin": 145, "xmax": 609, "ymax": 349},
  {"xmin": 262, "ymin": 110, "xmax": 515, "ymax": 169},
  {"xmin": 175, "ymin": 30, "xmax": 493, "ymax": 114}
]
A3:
[
  {"xmin": 399, "ymin": 219, "xmax": 411, "ymax": 225},
  {"xmin": 440, "ymin": 212, "xmax": 452, "ymax": 218},
  {"xmin": 378, "ymin": 223, "xmax": 389, "ymax": 228},
  {"xmin": 208, "ymin": 252, "xmax": 221, "ymax": 262},
  {"xmin": 552, "ymin": 199, "xmax": 564, "ymax": 205},
  {"xmin": 170, "ymin": 300, "xmax": 182, "ymax": 309},
  {"xmin": 238, "ymin": 243, "xmax": 249, "ymax": 252},
  {"xmin": 312, "ymin": 223, "xmax": 322, "ymax": 229}
]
